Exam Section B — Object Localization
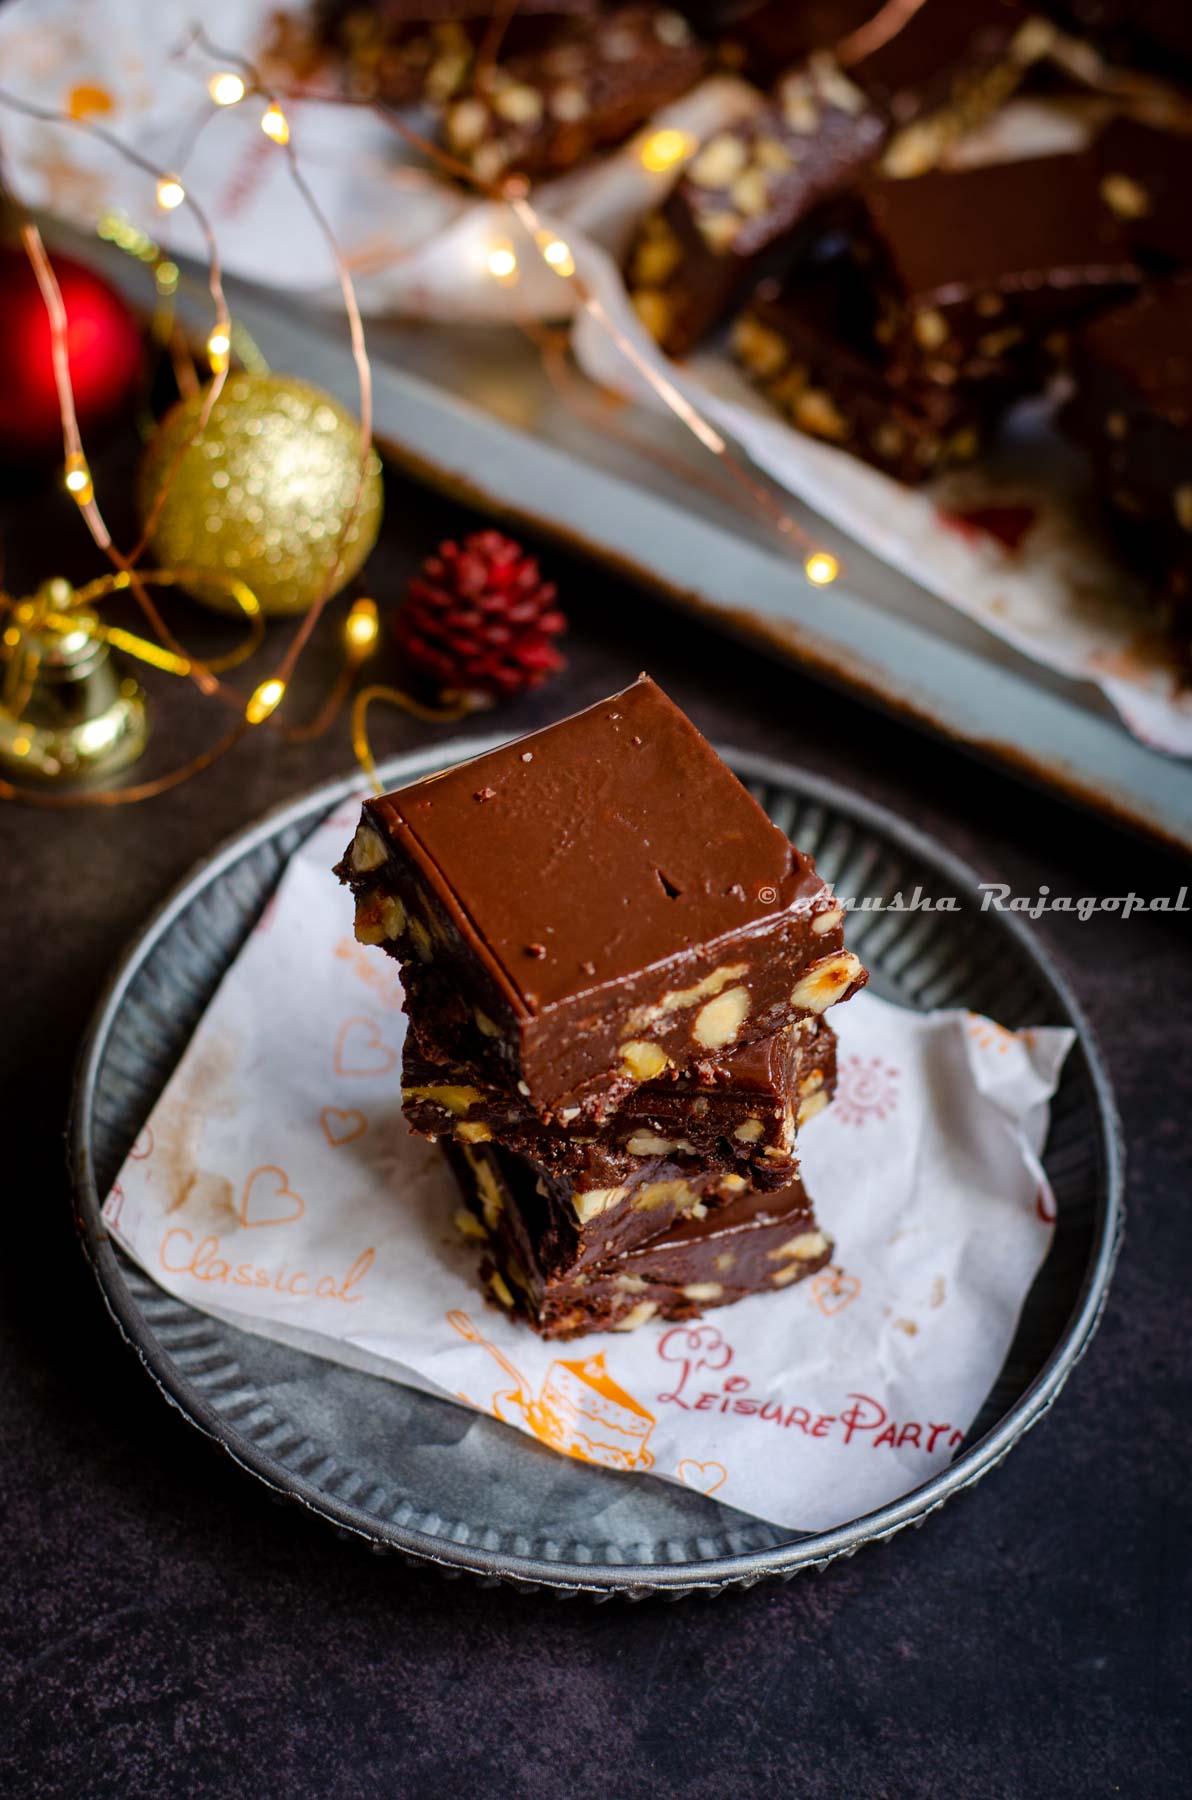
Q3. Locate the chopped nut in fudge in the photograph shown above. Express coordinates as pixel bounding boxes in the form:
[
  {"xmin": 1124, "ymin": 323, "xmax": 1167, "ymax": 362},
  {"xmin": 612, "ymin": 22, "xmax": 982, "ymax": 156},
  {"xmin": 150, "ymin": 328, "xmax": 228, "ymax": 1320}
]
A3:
[
  {"xmin": 732, "ymin": 250, "xmax": 1019, "ymax": 482},
  {"xmin": 442, "ymin": 6, "xmax": 706, "ymax": 184},
  {"xmin": 404, "ymin": 1010, "xmax": 836, "ymax": 1187},
  {"xmin": 844, "ymin": 152, "xmax": 1141, "ymax": 386},
  {"xmin": 447, "ymin": 1138, "xmax": 833, "ymax": 1337}
]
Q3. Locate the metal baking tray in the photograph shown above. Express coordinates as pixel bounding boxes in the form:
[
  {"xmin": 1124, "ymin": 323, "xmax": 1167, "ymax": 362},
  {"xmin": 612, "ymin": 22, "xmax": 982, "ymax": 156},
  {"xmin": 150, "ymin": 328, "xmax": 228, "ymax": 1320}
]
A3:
[
  {"xmin": 58, "ymin": 218, "xmax": 1192, "ymax": 855},
  {"xmin": 70, "ymin": 742, "xmax": 1123, "ymax": 1597}
]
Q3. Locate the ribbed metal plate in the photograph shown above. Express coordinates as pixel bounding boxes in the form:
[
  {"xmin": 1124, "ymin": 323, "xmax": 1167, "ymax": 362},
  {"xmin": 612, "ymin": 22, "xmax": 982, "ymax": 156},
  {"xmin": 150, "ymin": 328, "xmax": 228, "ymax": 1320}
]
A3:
[{"xmin": 69, "ymin": 744, "xmax": 1123, "ymax": 1596}]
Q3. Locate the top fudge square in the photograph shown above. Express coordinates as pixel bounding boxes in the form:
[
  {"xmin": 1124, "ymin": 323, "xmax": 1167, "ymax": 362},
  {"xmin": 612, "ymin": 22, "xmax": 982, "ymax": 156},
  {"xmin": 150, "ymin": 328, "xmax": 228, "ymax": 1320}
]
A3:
[{"xmin": 338, "ymin": 676, "xmax": 864, "ymax": 1119}]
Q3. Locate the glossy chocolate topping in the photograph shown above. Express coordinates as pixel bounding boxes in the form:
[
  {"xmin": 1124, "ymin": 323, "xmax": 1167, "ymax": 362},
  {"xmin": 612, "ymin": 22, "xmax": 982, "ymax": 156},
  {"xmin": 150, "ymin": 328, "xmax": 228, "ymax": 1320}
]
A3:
[
  {"xmin": 366, "ymin": 675, "xmax": 828, "ymax": 1017},
  {"xmin": 858, "ymin": 152, "xmax": 1139, "ymax": 309}
]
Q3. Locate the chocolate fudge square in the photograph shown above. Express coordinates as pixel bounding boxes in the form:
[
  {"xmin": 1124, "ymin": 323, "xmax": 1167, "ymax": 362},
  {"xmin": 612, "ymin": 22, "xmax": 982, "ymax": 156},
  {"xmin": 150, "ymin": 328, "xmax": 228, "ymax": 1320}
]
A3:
[
  {"xmin": 448, "ymin": 1139, "xmax": 833, "ymax": 1337},
  {"xmin": 1094, "ymin": 118, "xmax": 1192, "ymax": 273},
  {"xmin": 722, "ymin": 0, "xmax": 1033, "ymax": 94},
  {"xmin": 626, "ymin": 56, "xmax": 887, "ymax": 358},
  {"xmin": 441, "ymin": 5, "xmax": 706, "ymax": 185},
  {"xmin": 846, "ymin": 0, "xmax": 1049, "ymax": 177},
  {"xmin": 1068, "ymin": 279, "xmax": 1192, "ymax": 523},
  {"xmin": 624, "ymin": 0, "xmax": 1054, "ymax": 359},
  {"xmin": 449, "ymin": 1134, "xmax": 742, "ymax": 1283},
  {"xmin": 317, "ymin": 1, "xmax": 601, "ymax": 106},
  {"xmin": 723, "ymin": 0, "xmax": 1047, "ymax": 172},
  {"xmin": 404, "ymin": 1013, "xmax": 837, "ymax": 1188},
  {"xmin": 338, "ymin": 676, "xmax": 863, "ymax": 1117},
  {"xmin": 848, "ymin": 152, "xmax": 1141, "ymax": 385},
  {"xmin": 1066, "ymin": 278, "xmax": 1192, "ymax": 635},
  {"xmin": 732, "ymin": 253, "xmax": 1017, "ymax": 483}
]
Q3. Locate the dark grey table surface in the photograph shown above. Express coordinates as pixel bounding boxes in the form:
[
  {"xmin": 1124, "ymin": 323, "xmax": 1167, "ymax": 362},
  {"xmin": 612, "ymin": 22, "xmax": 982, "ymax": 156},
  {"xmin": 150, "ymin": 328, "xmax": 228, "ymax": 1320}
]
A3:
[{"xmin": 1, "ymin": 451, "xmax": 1189, "ymax": 1800}]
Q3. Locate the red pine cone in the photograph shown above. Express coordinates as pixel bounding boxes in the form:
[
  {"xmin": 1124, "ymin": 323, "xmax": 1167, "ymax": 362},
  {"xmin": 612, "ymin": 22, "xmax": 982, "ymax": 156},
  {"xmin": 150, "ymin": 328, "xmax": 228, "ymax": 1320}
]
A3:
[{"xmin": 396, "ymin": 530, "xmax": 566, "ymax": 700}]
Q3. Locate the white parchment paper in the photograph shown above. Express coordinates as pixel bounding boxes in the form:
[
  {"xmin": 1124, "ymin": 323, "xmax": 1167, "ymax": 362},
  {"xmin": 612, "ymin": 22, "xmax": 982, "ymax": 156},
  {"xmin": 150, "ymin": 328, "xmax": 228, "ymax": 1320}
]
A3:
[{"xmin": 102, "ymin": 797, "xmax": 1071, "ymax": 1533}]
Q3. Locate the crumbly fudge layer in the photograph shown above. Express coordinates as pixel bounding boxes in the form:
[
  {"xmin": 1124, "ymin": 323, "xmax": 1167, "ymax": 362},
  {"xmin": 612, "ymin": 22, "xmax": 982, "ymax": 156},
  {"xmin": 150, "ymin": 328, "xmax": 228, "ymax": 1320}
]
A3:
[
  {"xmin": 1093, "ymin": 119, "xmax": 1192, "ymax": 275},
  {"xmin": 733, "ymin": 254, "xmax": 1015, "ymax": 484},
  {"xmin": 338, "ymin": 677, "xmax": 864, "ymax": 1118},
  {"xmin": 846, "ymin": 153, "xmax": 1140, "ymax": 386},
  {"xmin": 441, "ymin": 6, "xmax": 706, "ymax": 185},
  {"xmin": 625, "ymin": 57, "xmax": 886, "ymax": 359},
  {"xmin": 722, "ymin": 0, "xmax": 1040, "ymax": 133},
  {"xmin": 404, "ymin": 1011, "xmax": 837, "ymax": 1189},
  {"xmin": 1065, "ymin": 278, "xmax": 1192, "ymax": 644},
  {"xmin": 447, "ymin": 1136, "xmax": 740, "ymax": 1282},
  {"xmin": 447, "ymin": 1140, "xmax": 833, "ymax": 1337}
]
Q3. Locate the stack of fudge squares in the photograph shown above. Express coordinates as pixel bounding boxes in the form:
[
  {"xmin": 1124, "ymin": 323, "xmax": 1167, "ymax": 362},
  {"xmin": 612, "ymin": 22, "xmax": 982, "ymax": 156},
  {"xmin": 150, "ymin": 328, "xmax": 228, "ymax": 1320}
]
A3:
[{"xmin": 337, "ymin": 677, "xmax": 866, "ymax": 1338}]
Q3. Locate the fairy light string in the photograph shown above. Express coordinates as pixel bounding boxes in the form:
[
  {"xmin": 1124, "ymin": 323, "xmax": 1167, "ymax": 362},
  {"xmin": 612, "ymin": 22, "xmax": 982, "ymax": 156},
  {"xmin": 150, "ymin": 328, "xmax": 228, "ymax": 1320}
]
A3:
[
  {"xmin": 301, "ymin": 87, "xmax": 840, "ymax": 580},
  {"xmin": 185, "ymin": 27, "xmax": 376, "ymax": 696},
  {"xmin": 0, "ymin": 109, "xmax": 239, "ymax": 702},
  {"xmin": 0, "ymin": 21, "xmax": 851, "ymax": 805},
  {"xmin": 0, "ymin": 72, "xmax": 393, "ymax": 805}
]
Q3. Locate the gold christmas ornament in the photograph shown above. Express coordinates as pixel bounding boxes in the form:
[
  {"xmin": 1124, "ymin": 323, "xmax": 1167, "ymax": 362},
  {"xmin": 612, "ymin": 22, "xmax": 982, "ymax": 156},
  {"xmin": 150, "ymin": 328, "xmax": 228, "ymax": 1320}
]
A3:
[
  {"xmin": 0, "ymin": 578, "xmax": 148, "ymax": 780},
  {"xmin": 139, "ymin": 371, "xmax": 383, "ymax": 616}
]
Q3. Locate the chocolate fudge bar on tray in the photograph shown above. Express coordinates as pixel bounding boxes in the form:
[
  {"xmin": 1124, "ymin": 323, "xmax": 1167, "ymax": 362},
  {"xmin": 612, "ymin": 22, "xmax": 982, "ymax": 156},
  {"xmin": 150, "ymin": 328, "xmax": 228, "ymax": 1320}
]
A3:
[
  {"xmin": 1066, "ymin": 277, "xmax": 1192, "ymax": 640},
  {"xmin": 624, "ymin": 0, "xmax": 1054, "ymax": 353},
  {"xmin": 442, "ymin": 5, "xmax": 707, "ymax": 184},
  {"xmin": 626, "ymin": 55, "xmax": 886, "ymax": 357},
  {"xmin": 1093, "ymin": 118, "xmax": 1192, "ymax": 274},
  {"xmin": 842, "ymin": 151, "xmax": 1141, "ymax": 385},
  {"xmin": 732, "ymin": 248, "xmax": 1018, "ymax": 482}
]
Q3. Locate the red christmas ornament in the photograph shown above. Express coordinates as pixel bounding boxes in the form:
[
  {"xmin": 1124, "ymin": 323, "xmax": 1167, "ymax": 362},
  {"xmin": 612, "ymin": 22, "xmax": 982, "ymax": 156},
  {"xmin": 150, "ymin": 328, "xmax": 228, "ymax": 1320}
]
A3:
[
  {"xmin": 397, "ymin": 530, "xmax": 566, "ymax": 700},
  {"xmin": 0, "ymin": 246, "xmax": 143, "ymax": 463}
]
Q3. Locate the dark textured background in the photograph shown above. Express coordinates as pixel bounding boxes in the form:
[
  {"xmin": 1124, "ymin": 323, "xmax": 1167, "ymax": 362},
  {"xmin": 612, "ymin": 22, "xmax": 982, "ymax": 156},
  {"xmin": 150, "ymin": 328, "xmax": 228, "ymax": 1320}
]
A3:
[{"xmin": 2, "ymin": 452, "xmax": 1189, "ymax": 1800}]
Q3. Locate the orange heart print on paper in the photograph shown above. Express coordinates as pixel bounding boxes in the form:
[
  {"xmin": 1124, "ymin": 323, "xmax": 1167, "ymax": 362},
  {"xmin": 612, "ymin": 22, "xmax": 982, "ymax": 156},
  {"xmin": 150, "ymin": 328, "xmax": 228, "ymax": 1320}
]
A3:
[
  {"xmin": 239, "ymin": 1165, "xmax": 305, "ymax": 1229},
  {"xmin": 320, "ymin": 1106, "xmax": 367, "ymax": 1147},
  {"xmin": 334, "ymin": 1017, "xmax": 398, "ymax": 1078}
]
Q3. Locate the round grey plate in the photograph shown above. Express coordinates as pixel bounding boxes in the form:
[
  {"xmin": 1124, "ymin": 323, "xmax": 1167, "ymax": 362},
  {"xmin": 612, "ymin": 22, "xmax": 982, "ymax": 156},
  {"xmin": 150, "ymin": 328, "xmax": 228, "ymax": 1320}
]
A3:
[{"xmin": 71, "ymin": 743, "xmax": 1124, "ymax": 1598}]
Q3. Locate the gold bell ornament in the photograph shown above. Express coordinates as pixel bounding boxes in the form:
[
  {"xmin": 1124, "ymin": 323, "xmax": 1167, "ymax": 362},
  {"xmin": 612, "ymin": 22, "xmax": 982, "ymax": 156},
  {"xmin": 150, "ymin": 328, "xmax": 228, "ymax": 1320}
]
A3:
[{"xmin": 0, "ymin": 578, "xmax": 148, "ymax": 780}]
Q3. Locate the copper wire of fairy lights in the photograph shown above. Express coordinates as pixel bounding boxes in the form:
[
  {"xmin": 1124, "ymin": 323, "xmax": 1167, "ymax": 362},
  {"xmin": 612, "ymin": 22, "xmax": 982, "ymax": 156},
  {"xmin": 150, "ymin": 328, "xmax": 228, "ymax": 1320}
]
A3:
[
  {"xmin": 0, "ymin": 12, "xmax": 855, "ymax": 807},
  {"xmin": 834, "ymin": 0, "xmax": 931, "ymax": 66},
  {"xmin": 184, "ymin": 27, "xmax": 376, "ymax": 695},
  {"xmin": 284, "ymin": 85, "xmax": 835, "ymax": 570},
  {"xmin": 0, "ymin": 67, "xmax": 395, "ymax": 806},
  {"xmin": 0, "ymin": 94, "xmax": 234, "ymax": 674},
  {"xmin": 10, "ymin": 0, "xmax": 1191, "ymax": 814}
]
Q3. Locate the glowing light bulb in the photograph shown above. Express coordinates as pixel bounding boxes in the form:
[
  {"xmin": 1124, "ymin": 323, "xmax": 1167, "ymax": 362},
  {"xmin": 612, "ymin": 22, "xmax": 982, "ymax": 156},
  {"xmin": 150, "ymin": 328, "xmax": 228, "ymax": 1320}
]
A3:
[
  {"xmin": 345, "ymin": 597, "xmax": 379, "ymax": 655},
  {"xmin": 245, "ymin": 677, "xmax": 286, "ymax": 724},
  {"xmin": 804, "ymin": 551, "xmax": 840, "ymax": 587},
  {"xmin": 260, "ymin": 105, "xmax": 290, "ymax": 145},
  {"xmin": 207, "ymin": 327, "xmax": 232, "ymax": 372},
  {"xmin": 208, "ymin": 72, "xmax": 246, "ymax": 106},
  {"xmin": 156, "ymin": 175, "xmax": 186, "ymax": 211},
  {"xmin": 639, "ymin": 127, "xmax": 694, "ymax": 173},
  {"xmin": 486, "ymin": 243, "xmax": 518, "ymax": 283},
  {"xmin": 541, "ymin": 236, "xmax": 575, "ymax": 278},
  {"xmin": 155, "ymin": 260, "xmax": 179, "ymax": 295},
  {"xmin": 64, "ymin": 454, "xmax": 94, "ymax": 506}
]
